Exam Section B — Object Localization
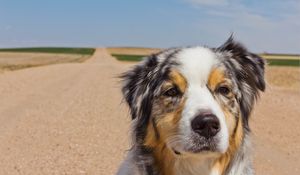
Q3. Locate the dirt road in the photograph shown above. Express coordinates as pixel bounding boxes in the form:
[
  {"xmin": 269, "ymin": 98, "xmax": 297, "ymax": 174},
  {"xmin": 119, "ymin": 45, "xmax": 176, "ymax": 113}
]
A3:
[
  {"xmin": 0, "ymin": 49, "xmax": 299, "ymax": 175},
  {"xmin": 0, "ymin": 49, "xmax": 131, "ymax": 175}
]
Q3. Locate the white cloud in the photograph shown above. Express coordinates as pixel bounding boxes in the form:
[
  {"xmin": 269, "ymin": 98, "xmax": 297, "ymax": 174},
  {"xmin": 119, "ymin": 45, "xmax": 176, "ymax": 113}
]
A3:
[
  {"xmin": 184, "ymin": 0, "xmax": 300, "ymax": 23},
  {"xmin": 183, "ymin": 0, "xmax": 300, "ymax": 53}
]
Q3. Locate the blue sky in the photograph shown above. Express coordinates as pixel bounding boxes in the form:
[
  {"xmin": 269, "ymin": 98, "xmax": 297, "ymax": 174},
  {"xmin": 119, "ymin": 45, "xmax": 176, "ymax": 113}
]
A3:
[{"xmin": 0, "ymin": 0, "xmax": 299, "ymax": 53}]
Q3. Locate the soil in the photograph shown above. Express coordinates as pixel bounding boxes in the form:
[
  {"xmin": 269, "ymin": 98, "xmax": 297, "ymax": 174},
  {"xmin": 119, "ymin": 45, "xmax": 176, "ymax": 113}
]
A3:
[{"xmin": 0, "ymin": 49, "xmax": 299, "ymax": 175}]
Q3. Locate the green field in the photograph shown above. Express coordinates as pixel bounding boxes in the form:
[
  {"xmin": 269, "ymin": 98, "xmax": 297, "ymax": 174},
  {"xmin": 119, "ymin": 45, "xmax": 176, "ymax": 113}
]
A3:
[
  {"xmin": 112, "ymin": 54, "xmax": 145, "ymax": 61},
  {"xmin": 267, "ymin": 59, "xmax": 300, "ymax": 67},
  {"xmin": 0, "ymin": 47, "xmax": 95, "ymax": 55},
  {"xmin": 112, "ymin": 54, "xmax": 300, "ymax": 66}
]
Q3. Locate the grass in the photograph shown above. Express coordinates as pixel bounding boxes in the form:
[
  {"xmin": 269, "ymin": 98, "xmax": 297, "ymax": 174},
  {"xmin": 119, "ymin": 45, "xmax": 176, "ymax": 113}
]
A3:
[
  {"xmin": 267, "ymin": 59, "xmax": 300, "ymax": 67},
  {"xmin": 112, "ymin": 54, "xmax": 300, "ymax": 67},
  {"xmin": 0, "ymin": 47, "xmax": 95, "ymax": 55},
  {"xmin": 112, "ymin": 54, "xmax": 145, "ymax": 61}
]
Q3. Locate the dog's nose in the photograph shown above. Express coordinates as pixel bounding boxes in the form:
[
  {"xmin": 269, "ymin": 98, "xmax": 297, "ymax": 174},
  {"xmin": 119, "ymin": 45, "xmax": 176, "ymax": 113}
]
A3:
[{"xmin": 191, "ymin": 113, "xmax": 220, "ymax": 139}]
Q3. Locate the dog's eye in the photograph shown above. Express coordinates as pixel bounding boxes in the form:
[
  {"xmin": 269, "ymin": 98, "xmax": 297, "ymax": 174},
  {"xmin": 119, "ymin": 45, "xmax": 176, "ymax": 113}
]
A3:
[
  {"xmin": 164, "ymin": 87, "xmax": 180, "ymax": 97},
  {"xmin": 217, "ymin": 86, "xmax": 230, "ymax": 96}
]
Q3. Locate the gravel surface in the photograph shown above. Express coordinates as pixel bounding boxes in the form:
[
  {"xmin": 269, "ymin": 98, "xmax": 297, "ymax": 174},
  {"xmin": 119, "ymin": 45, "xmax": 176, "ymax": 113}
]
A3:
[{"xmin": 0, "ymin": 49, "xmax": 299, "ymax": 175}]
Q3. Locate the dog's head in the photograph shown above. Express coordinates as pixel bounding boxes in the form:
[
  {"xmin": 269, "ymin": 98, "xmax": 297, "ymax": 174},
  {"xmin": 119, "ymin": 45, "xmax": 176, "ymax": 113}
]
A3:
[{"xmin": 121, "ymin": 37, "xmax": 265, "ymax": 157}]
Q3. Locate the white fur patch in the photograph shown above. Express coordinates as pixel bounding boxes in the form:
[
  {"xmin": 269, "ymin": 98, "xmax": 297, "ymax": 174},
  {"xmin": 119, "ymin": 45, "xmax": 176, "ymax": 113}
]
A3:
[
  {"xmin": 177, "ymin": 47, "xmax": 217, "ymax": 85},
  {"xmin": 210, "ymin": 168, "xmax": 220, "ymax": 175},
  {"xmin": 176, "ymin": 47, "xmax": 229, "ymax": 153}
]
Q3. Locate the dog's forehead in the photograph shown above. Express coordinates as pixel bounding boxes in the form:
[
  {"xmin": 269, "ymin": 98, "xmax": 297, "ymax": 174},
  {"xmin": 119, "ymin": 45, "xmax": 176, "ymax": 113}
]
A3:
[{"xmin": 174, "ymin": 47, "xmax": 219, "ymax": 85}]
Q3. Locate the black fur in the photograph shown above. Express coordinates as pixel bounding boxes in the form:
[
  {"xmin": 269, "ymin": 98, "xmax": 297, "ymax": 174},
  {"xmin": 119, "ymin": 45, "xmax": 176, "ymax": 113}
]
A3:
[
  {"xmin": 121, "ymin": 50, "xmax": 179, "ymax": 145},
  {"xmin": 217, "ymin": 36, "xmax": 265, "ymax": 130}
]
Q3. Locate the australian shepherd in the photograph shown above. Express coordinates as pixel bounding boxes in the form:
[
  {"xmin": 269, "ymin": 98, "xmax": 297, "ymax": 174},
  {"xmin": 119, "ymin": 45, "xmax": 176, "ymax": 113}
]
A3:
[{"xmin": 117, "ymin": 37, "xmax": 265, "ymax": 175}]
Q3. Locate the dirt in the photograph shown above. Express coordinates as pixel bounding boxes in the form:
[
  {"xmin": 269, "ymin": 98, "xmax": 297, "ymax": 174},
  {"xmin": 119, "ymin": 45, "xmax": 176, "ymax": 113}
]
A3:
[
  {"xmin": 0, "ymin": 52, "xmax": 90, "ymax": 71},
  {"xmin": 107, "ymin": 47, "xmax": 161, "ymax": 56},
  {"xmin": 265, "ymin": 66, "xmax": 300, "ymax": 90},
  {"xmin": 0, "ymin": 49, "xmax": 299, "ymax": 175}
]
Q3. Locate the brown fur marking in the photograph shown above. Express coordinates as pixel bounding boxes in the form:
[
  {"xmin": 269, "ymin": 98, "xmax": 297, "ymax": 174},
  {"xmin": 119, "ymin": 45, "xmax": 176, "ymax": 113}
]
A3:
[
  {"xmin": 208, "ymin": 67, "xmax": 244, "ymax": 174},
  {"xmin": 144, "ymin": 70, "xmax": 187, "ymax": 175},
  {"xmin": 208, "ymin": 68, "xmax": 226, "ymax": 90}
]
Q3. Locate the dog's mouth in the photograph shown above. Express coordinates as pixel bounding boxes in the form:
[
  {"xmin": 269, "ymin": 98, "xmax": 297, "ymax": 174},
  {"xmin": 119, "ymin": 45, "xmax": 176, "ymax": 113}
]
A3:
[
  {"xmin": 172, "ymin": 148, "xmax": 181, "ymax": 155},
  {"xmin": 172, "ymin": 145, "xmax": 215, "ymax": 155},
  {"xmin": 170, "ymin": 136, "xmax": 219, "ymax": 155}
]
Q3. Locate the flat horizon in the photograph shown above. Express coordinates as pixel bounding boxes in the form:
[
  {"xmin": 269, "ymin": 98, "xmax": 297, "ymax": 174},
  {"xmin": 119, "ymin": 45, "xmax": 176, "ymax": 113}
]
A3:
[{"xmin": 1, "ymin": 0, "xmax": 300, "ymax": 54}]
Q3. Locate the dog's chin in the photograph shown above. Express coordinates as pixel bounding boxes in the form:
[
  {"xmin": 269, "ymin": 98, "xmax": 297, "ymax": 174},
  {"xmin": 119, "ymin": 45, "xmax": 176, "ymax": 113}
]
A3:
[
  {"xmin": 170, "ymin": 136, "xmax": 227, "ymax": 156},
  {"xmin": 172, "ymin": 145, "xmax": 217, "ymax": 155},
  {"xmin": 171, "ymin": 146, "xmax": 222, "ymax": 158}
]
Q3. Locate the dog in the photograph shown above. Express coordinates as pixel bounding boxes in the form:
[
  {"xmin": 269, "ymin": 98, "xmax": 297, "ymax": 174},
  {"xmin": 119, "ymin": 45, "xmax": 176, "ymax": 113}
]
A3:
[{"xmin": 117, "ymin": 37, "xmax": 265, "ymax": 175}]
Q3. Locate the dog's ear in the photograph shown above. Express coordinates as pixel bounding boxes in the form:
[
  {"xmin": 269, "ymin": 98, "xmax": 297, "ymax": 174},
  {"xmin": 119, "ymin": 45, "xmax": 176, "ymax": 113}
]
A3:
[
  {"xmin": 217, "ymin": 36, "xmax": 265, "ymax": 130},
  {"xmin": 218, "ymin": 36, "xmax": 265, "ymax": 91},
  {"xmin": 121, "ymin": 55, "xmax": 158, "ymax": 120}
]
